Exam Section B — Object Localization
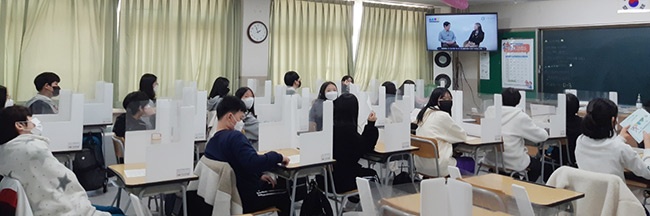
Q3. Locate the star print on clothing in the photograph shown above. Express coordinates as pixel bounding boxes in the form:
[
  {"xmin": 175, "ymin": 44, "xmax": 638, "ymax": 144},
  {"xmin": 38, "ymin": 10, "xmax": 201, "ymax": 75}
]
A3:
[{"xmin": 57, "ymin": 174, "xmax": 71, "ymax": 191}]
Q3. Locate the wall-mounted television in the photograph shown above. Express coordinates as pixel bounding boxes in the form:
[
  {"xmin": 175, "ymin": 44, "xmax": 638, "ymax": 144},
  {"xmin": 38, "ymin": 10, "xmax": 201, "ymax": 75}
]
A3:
[{"xmin": 426, "ymin": 13, "xmax": 498, "ymax": 51}]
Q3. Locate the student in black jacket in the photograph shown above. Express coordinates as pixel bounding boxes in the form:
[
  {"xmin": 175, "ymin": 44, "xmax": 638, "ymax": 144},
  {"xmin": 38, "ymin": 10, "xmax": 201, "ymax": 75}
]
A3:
[
  {"xmin": 332, "ymin": 93, "xmax": 379, "ymax": 193},
  {"xmin": 549, "ymin": 93, "xmax": 582, "ymax": 165},
  {"xmin": 204, "ymin": 96, "xmax": 291, "ymax": 215}
]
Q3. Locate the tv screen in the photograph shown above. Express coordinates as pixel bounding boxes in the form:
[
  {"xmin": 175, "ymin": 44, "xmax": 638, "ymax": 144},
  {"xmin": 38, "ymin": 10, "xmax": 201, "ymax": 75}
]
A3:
[{"xmin": 426, "ymin": 13, "xmax": 498, "ymax": 51}]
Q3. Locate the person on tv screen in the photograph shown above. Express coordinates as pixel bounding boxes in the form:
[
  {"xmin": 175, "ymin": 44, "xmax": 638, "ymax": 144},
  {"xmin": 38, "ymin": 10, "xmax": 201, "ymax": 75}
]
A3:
[
  {"xmin": 464, "ymin": 22, "xmax": 485, "ymax": 48},
  {"xmin": 438, "ymin": 21, "xmax": 459, "ymax": 48}
]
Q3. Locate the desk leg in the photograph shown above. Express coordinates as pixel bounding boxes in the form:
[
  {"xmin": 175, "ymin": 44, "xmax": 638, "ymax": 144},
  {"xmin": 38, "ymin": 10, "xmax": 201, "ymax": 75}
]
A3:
[
  {"xmin": 289, "ymin": 170, "xmax": 301, "ymax": 216},
  {"xmin": 384, "ymin": 155, "xmax": 395, "ymax": 185},
  {"xmin": 68, "ymin": 154, "xmax": 74, "ymax": 170},
  {"xmin": 473, "ymin": 147, "xmax": 479, "ymax": 175},
  {"xmin": 181, "ymin": 184, "xmax": 188, "ymax": 216}
]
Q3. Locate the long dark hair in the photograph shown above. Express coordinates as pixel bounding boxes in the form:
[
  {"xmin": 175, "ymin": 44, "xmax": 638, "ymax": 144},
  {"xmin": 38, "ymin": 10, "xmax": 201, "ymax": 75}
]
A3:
[
  {"xmin": 235, "ymin": 87, "xmax": 256, "ymax": 117},
  {"xmin": 0, "ymin": 85, "xmax": 7, "ymax": 108},
  {"xmin": 0, "ymin": 106, "xmax": 31, "ymax": 144},
  {"xmin": 475, "ymin": 23, "xmax": 483, "ymax": 34},
  {"xmin": 318, "ymin": 81, "xmax": 337, "ymax": 100},
  {"xmin": 416, "ymin": 88, "xmax": 452, "ymax": 124},
  {"xmin": 381, "ymin": 82, "xmax": 397, "ymax": 95},
  {"xmin": 139, "ymin": 73, "xmax": 157, "ymax": 101},
  {"xmin": 209, "ymin": 77, "xmax": 230, "ymax": 99},
  {"xmin": 333, "ymin": 93, "xmax": 359, "ymax": 127},
  {"xmin": 582, "ymin": 98, "xmax": 618, "ymax": 139},
  {"xmin": 398, "ymin": 80, "xmax": 416, "ymax": 96}
]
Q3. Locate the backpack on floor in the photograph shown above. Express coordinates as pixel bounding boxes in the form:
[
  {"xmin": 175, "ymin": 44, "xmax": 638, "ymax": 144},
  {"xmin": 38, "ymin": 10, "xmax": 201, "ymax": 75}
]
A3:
[
  {"xmin": 300, "ymin": 180, "xmax": 333, "ymax": 216},
  {"xmin": 73, "ymin": 132, "xmax": 107, "ymax": 192}
]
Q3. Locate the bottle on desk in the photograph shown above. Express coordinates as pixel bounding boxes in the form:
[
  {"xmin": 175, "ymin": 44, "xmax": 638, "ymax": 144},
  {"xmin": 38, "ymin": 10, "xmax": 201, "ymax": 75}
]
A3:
[{"xmin": 637, "ymin": 94, "xmax": 643, "ymax": 109}]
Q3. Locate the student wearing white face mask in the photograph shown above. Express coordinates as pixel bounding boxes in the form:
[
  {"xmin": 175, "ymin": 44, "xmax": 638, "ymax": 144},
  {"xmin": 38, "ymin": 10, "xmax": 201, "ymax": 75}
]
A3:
[
  {"xmin": 0, "ymin": 106, "xmax": 124, "ymax": 215},
  {"xmin": 235, "ymin": 87, "xmax": 260, "ymax": 150},
  {"xmin": 309, "ymin": 81, "xmax": 338, "ymax": 132},
  {"xmin": 1, "ymin": 85, "xmax": 14, "ymax": 108}
]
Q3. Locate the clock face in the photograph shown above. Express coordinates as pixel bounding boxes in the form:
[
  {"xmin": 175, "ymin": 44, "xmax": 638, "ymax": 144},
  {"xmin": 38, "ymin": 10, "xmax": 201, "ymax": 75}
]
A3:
[{"xmin": 248, "ymin": 21, "xmax": 268, "ymax": 43}]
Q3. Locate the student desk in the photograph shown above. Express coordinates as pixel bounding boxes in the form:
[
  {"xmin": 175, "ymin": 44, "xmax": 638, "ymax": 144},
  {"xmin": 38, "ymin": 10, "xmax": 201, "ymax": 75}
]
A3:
[
  {"xmin": 461, "ymin": 173, "xmax": 584, "ymax": 207},
  {"xmin": 262, "ymin": 148, "xmax": 336, "ymax": 216},
  {"xmin": 362, "ymin": 142, "xmax": 419, "ymax": 185},
  {"xmin": 380, "ymin": 193, "xmax": 510, "ymax": 216},
  {"xmin": 454, "ymin": 136, "xmax": 504, "ymax": 175},
  {"xmin": 108, "ymin": 163, "xmax": 198, "ymax": 216}
]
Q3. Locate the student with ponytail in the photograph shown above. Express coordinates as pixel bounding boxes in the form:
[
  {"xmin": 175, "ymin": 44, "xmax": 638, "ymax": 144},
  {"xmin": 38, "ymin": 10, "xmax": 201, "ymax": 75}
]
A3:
[
  {"xmin": 575, "ymin": 98, "xmax": 650, "ymax": 180},
  {"xmin": 414, "ymin": 88, "xmax": 469, "ymax": 176}
]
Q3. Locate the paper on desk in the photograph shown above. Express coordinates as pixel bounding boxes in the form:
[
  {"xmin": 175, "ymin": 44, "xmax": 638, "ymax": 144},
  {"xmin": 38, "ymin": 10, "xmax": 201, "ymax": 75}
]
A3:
[
  {"xmin": 288, "ymin": 155, "xmax": 300, "ymax": 164},
  {"xmin": 619, "ymin": 108, "xmax": 650, "ymax": 143},
  {"xmin": 124, "ymin": 169, "xmax": 146, "ymax": 178}
]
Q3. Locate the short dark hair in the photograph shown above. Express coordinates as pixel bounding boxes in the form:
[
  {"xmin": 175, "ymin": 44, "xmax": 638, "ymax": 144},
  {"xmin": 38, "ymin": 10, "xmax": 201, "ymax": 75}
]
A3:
[
  {"xmin": 235, "ymin": 87, "xmax": 256, "ymax": 116},
  {"xmin": 139, "ymin": 73, "xmax": 157, "ymax": 101},
  {"xmin": 34, "ymin": 72, "xmax": 60, "ymax": 91},
  {"xmin": 398, "ymin": 80, "xmax": 416, "ymax": 95},
  {"xmin": 443, "ymin": 21, "xmax": 451, "ymax": 27},
  {"xmin": 582, "ymin": 98, "xmax": 618, "ymax": 139},
  {"xmin": 501, "ymin": 88, "xmax": 521, "ymax": 107},
  {"xmin": 209, "ymin": 77, "xmax": 230, "ymax": 99},
  {"xmin": 216, "ymin": 96, "xmax": 247, "ymax": 120},
  {"xmin": 122, "ymin": 91, "xmax": 151, "ymax": 116},
  {"xmin": 318, "ymin": 81, "xmax": 337, "ymax": 100},
  {"xmin": 0, "ymin": 106, "xmax": 31, "ymax": 144},
  {"xmin": 566, "ymin": 93, "xmax": 579, "ymax": 116},
  {"xmin": 341, "ymin": 75, "xmax": 354, "ymax": 83},
  {"xmin": 381, "ymin": 82, "xmax": 397, "ymax": 95},
  {"xmin": 333, "ymin": 93, "xmax": 359, "ymax": 127},
  {"xmin": 284, "ymin": 71, "xmax": 300, "ymax": 86},
  {"xmin": 0, "ymin": 85, "xmax": 7, "ymax": 108}
]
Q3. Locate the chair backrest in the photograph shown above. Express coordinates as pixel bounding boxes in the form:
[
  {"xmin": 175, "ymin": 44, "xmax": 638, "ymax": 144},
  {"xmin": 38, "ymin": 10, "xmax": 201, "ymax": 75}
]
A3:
[
  {"xmin": 130, "ymin": 194, "xmax": 153, "ymax": 216},
  {"xmin": 447, "ymin": 179, "xmax": 472, "ymax": 216},
  {"xmin": 448, "ymin": 166, "xmax": 462, "ymax": 179},
  {"xmin": 472, "ymin": 187, "xmax": 506, "ymax": 212},
  {"xmin": 355, "ymin": 177, "xmax": 377, "ymax": 216},
  {"xmin": 0, "ymin": 177, "xmax": 34, "ymax": 216},
  {"xmin": 512, "ymin": 184, "xmax": 535, "ymax": 216},
  {"xmin": 420, "ymin": 178, "xmax": 448, "ymax": 216},
  {"xmin": 410, "ymin": 135, "xmax": 439, "ymax": 159},
  {"xmin": 111, "ymin": 136, "xmax": 125, "ymax": 163}
]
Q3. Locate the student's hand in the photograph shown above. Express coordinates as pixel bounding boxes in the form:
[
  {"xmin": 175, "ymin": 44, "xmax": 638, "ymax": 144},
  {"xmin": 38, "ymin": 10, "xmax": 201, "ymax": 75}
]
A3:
[
  {"xmin": 281, "ymin": 155, "xmax": 290, "ymax": 166},
  {"xmin": 644, "ymin": 132, "xmax": 650, "ymax": 149},
  {"xmin": 368, "ymin": 112, "xmax": 377, "ymax": 122},
  {"xmin": 620, "ymin": 126, "xmax": 635, "ymax": 145},
  {"xmin": 260, "ymin": 175, "xmax": 277, "ymax": 188}
]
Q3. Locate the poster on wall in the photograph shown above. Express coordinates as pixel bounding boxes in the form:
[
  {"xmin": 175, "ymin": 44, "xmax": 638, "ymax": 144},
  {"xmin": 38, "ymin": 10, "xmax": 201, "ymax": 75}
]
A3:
[
  {"xmin": 479, "ymin": 51, "xmax": 490, "ymax": 80},
  {"xmin": 501, "ymin": 39, "xmax": 534, "ymax": 90}
]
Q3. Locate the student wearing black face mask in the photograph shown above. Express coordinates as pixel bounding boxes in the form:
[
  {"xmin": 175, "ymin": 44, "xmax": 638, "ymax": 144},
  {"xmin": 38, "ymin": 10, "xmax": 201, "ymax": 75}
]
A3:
[
  {"xmin": 26, "ymin": 72, "xmax": 61, "ymax": 114},
  {"xmin": 414, "ymin": 88, "xmax": 469, "ymax": 177}
]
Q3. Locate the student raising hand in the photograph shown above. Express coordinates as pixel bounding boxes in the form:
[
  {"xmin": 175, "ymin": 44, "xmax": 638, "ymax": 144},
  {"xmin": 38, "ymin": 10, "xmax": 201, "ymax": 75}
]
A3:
[{"xmin": 368, "ymin": 111, "xmax": 377, "ymax": 122}]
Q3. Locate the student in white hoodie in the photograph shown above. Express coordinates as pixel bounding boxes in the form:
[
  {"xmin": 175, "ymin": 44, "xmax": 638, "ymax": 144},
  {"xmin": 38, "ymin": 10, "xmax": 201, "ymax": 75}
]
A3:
[
  {"xmin": 0, "ymin": 106, "xmax": 123, "ymax": 216},
  {"xmin": 575, "ymin": 98, "xmax": 650, "ymax": 180},
  {"xmin": 415, "ymin": 88, "xmax": 468, "ymax": 177},
  {"xmin": 483, "ymin": 88, "xmax": 549, "ymax": 182}
]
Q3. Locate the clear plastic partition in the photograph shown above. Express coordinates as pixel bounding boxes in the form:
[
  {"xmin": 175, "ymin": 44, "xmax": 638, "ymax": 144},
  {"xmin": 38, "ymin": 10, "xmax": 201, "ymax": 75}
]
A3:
[
  {"xmin": 563, "ymin": 89, "xmax": 610, "ymax": 106},
  {"xmin": 306, "ymin": 98, "xmax": 326, "ymax": 132},
  {"xmin": 525, "ymin": 92, "xmax": 560, "ymax": 128},
  {"xmin": 125, "ymin": 99, "xmax": 157, "ymax": 133},
  {"xmin": 458, "ymin": 93, "xmax": 498, "ymax": 122}
]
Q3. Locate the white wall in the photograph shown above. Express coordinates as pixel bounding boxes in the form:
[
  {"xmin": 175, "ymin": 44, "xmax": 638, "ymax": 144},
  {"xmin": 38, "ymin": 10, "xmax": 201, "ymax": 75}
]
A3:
[
  {"xmin": 241, "ymin": 0, "xmax": 271, "ymax": 85},
  {"xmin": 471, "ymin": 0, "xmax": 650, "ymax": 29},
  {"xmin": 457, "ymin": 52, "xmax": 480, "ymax": 114}
]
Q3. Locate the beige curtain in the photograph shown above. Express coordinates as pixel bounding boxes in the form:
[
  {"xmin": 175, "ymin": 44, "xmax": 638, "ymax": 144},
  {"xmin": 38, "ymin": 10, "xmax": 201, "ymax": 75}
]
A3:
[
  {"xmin": 118, "ymin": 0, "xmax": 241, "ymax": 100},
  {"xmin": 8, "ymin": 0, "xmax": 116, "ymax": 101},
  {"xmin": 0, "ymin": 0, "xmax": 27, "ymax": 100},
  {"xmin": 353, "ymin": 3, "xmax": 433, "ymax": 90},
  {"xmin": 270, "ymin": 0, "xmax": 353, "ymax": 90}
]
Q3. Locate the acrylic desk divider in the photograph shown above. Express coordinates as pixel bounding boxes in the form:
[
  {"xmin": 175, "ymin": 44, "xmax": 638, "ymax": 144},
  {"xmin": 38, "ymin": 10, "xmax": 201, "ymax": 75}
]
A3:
[
  {"xmin": 416, "ymin": 79, "xmax": 425, "ymax": 100},
  {"xmin": 175, "ymin": 80, "xmax": 207, "ymax": 141},
  {"xmin": 247, "ymin": 79, "xmax": 273, "ymax": 105},
  {"xmin": 259, "ymin": 95, "xmax": 299, "ymax": 151},
  {"xmin": 34, "ymin": 89, "xmax": 84, "ymax": 151},
  {"xmin": 298, "ymin": 100, "xmax": 334, "ymax": 165},
  {"xmin": 83, "ymin": 81, "xmax": 113, "ymax": 125},
  {"xmin": 452, "ymin": 90, "xmax": 502, "ymax": 142},
  {"xmin": 146, "ymin": 105, "xmax": 195, "ymax": 182},
  {"xmin": 381, "ymin": 96, "xmax": 412, "ymax": 152},
  {"xmin": 371, "ymin": 86, "xmax": 387, "ymax": 126},
  {"xmin": 299, "ymin": 88, "xmax": 311, "ymax": 132}
]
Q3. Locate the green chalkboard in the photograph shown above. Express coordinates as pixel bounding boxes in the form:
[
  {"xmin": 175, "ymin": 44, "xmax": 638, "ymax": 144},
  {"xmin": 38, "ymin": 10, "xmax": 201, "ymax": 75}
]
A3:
[
  {"xmin": 480, "ymin": 31, "xmax": 536, "ymax": 94},
  {"xmin": 541, "ymin": 26, "xmax": 650, "ymax": 105}
]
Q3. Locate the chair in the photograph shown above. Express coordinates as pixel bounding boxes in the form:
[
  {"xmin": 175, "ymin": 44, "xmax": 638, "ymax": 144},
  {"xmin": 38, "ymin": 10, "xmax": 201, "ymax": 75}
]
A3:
[
  {"xmin": 448, "ymin": 166, "xmax": 461, "ymax": 179},
  {"xmin": 477, "ymin": 143, "xmax": 529, "ymax": 181},
  {"xmin": 0, "ymin": 177, "xmax": 34, "ymax": 216},
  {"xmin": 342, "ymin": 178, "xmax": 376, "ymax": 216},
  {"xmin": 512, "ymin": 184, "xmax": 535, "ymax": 216},
  {"xmin": 326, "ymin": 166, "xmax": 359, "ymax": 216},
  {"xmin": 410, "ymin": 135, "xmax": 441, "ymax": 178},
  {"xmin": 420, "ymin": 178, "xmax": 448, "ymax": 216},
  {"xmin": 130, "ymin": 194, "xmax": 153, "ymax": 216},
  {"xmin": 111, "ymin": 136, "xmax": 125, "ymax": 164}
]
